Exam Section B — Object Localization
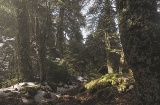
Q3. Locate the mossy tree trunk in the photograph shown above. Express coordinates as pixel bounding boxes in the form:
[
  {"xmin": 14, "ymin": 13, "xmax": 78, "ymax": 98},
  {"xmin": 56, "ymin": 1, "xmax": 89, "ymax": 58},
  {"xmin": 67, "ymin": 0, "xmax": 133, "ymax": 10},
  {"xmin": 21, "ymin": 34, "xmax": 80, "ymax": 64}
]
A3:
[
  {"xmin": 14, "ymin": 0, "xmax": 33, "ymax": 82},
  {"xmin": 117, "ymin": 0, "xmax": 160, "ymax": 104}
]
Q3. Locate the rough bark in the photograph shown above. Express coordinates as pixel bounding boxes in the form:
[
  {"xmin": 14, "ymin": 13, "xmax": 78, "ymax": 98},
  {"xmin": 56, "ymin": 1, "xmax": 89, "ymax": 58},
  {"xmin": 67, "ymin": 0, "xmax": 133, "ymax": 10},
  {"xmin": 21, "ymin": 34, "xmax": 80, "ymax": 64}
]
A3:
[
  {"xmin": 15, "ymin": 0, "xmax": 33, "ymax": 81},
  {"xmin": 117, "ymin": 0, "xmax": 160, "ymax": 104}
]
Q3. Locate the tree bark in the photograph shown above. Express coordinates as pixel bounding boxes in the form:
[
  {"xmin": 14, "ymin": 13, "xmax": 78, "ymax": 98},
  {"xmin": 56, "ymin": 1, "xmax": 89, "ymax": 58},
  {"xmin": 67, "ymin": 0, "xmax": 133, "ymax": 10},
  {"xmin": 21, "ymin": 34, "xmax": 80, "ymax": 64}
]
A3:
[
  {"xmin": 117, "ymin": 0, "xmax": 160, "ymax": 104},
  {"xmin": 56, "ymin": 6, "xmax": 65, "ymax": 58},
  {"xmin": 15, "ymin": 0, "xmax": 33, "ymax": 81}
]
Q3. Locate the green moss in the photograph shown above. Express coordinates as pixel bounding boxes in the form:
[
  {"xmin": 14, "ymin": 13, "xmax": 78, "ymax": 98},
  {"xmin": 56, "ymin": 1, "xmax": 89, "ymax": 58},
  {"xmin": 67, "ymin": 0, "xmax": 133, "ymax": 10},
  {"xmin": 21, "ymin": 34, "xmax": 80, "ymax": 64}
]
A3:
[
  {"xmin": 85, "ymin": 73, "xmax": 135, "ymax": 93},
  {"xmin": 85, "ymin": 73, "xmax": 122, "ymax": 90},
  {"xmin": 117, "ymin": 83, "xmax": 126, "ymax": 91}
]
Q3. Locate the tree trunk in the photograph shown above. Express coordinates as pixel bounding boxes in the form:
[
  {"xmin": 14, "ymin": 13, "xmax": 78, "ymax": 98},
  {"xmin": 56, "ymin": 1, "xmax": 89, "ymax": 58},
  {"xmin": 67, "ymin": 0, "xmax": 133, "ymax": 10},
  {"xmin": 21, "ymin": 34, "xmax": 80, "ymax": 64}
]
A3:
[
  {"xmin": 56, "ymin": 6, "xmax": 65, "ymax": 58},
  {"xmin": 15, "ymin": 0, "xmax": 33, "ymax": 81},
  {"xmin": 117, "ymin": 0, "xmax": 160, "ymax": 104}
]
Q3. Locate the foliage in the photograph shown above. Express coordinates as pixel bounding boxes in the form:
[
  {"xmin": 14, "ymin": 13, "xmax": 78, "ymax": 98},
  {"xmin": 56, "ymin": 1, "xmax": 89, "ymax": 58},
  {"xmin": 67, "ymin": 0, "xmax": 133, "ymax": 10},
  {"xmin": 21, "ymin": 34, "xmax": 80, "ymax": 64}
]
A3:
[
  {"xmin": 20, "ymin": 87, "xmax": 38, "ymax": 96},
  {"xmin": 118, "ymin": 0, "xmax": 160, "ymax": 104},
  {"xmin": 47, "ymin": 60, "xmax": 71, "ymax": 84},
  {"xmin": 0, "ymin": 78, "xmax": 18, "ymax": 88},
  {"xmin": 84, "ymin": 34, "xmax": 107, "ymax": 73},
  {"xmin": 63, "ymin": 39, "xmax": 86, "ymax": 76}
]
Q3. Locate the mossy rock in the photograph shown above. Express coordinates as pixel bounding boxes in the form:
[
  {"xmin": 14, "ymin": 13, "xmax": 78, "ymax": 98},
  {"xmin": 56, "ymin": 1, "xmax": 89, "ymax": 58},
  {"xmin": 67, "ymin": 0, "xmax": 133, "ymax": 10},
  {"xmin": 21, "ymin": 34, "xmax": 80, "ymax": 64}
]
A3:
[
  {"xmin": 85, "ymin": 73, "xmax": 121, "ymax": 90},
  {"xmin": 43, "ymin": 92, "xmax": 52, "ymax": 99}
]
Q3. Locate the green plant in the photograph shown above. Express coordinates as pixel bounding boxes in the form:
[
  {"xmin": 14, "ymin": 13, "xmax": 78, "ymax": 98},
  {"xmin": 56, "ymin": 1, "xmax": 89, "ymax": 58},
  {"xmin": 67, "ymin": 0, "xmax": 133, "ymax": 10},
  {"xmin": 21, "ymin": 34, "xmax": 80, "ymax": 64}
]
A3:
[
  {"xmin": 47, "ymin": 60, "xmax": 71, "ymax": 84},
  {"xmin": 20, "ymin": 87, "xmax": 37, "ymax": 96}
]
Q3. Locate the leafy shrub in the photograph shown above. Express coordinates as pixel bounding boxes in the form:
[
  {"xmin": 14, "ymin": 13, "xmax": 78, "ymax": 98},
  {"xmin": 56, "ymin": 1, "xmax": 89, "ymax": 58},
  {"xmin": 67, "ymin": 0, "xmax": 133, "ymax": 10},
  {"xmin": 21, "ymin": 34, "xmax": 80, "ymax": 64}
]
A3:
[
  {"xmin": 20, "ymin": 87, "xmax": 38, "ymax": 96},
  {"xmin": 1, "ymin": 79, "xmax": 18, "ymax": 88},
  {"xmin": 47, "ymin": 60, "xmax": 71, "ymax": 84}
]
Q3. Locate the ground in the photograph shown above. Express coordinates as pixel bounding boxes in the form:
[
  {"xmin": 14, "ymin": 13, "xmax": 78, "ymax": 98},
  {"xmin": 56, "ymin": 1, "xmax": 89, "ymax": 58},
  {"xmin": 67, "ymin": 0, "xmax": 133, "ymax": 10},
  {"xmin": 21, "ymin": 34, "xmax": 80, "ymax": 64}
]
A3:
[
  {"xmin": 0, "ymin": 74, "xmax": 135, "ymax": 105},
  {"xmin": 55, "ymin": 84, "xmax": 135, "ymax": 105}
]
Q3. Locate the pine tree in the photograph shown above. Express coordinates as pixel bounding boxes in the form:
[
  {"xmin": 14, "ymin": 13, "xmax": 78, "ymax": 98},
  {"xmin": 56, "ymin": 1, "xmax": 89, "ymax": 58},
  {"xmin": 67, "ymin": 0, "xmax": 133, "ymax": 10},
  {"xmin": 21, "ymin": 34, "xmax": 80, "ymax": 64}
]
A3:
[{"xmin": 86, "ymin": 0, "xmax": 121, "ymax": 74}]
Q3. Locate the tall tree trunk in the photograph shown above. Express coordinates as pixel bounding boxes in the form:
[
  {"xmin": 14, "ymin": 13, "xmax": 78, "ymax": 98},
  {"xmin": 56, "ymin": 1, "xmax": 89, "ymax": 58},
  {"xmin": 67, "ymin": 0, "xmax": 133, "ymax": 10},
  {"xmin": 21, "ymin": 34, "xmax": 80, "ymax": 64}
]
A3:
[
  {"xmin": 35, "ymin": 15, "xmax": 47, "ymax": 83},
  {"xmin": 56, "ymin": 6, "xmax": 65, "ymax": 58},
  {"xmin": 117, "ymin": 0, "xmax": 160, "ymax": 104},
  {"xmin": 105, "ymin": 32, "xmax": 113, "ymax": 73},
  {"xmin": 15, "ymin": 0, "xmax": 33, "ymax": 81},
  {"xmin": 104, "ymin": 0, "xmax": 120, "ymax": 74}
]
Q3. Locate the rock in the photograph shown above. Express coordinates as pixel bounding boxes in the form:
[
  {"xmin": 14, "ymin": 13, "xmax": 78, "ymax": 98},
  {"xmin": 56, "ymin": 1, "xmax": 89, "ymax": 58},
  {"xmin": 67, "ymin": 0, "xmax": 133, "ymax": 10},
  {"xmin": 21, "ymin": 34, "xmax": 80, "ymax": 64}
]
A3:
[
  {"xmin": 15, "ymin": 88, "xmax": 19, "ymax": 91},
  {"xmin": 21, "ymin": 83, "xmax": 28, "ymax": 87},
  {"xmin": 22, "ymin": 93, "xmax": 33, "ymax": 99},
  {"xmin": 21, "ymin": 98, "xmax": 36, "ymax": 105},
  {"xmin": 126, "ymin": 85, "xmax": 134, "ymax": 92},
  {"xmin": 45, "ymin": 100, "xmax": 55, "ymax": 105},
  {"xmin": 3, "ymin": 90, "xmax": 11, "ymax": 93},
  {"xmin": 43, "ymin": 92, "xmax": 52, "ymax": 99},
  {"xmin": 8, "ymin": 92, "xmax": 18, "ymax": 97}
]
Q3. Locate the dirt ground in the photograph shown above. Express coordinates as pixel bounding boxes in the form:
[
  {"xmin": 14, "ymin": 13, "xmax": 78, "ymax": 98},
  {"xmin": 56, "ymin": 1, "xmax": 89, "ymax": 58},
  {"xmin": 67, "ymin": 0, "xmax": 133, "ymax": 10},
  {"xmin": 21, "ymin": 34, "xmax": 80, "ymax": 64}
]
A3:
[{"xmin": 55, "ymin": 85, "xmax": 135, "ymax": 105}]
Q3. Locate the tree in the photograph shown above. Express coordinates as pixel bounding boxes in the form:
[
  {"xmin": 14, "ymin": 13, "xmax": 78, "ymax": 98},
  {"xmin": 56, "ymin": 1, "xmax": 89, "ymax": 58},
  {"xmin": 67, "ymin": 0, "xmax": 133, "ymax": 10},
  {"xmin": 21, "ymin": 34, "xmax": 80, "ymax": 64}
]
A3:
[
  {"xmin": 0, "ymin": 0, "xmax": 16, "ymax": 80},
  {"xmin": 56, "ymin": 1, "xmax": 65, "ymax": 57},
  {"xmin": 117, "ymin": 0, "xmax": 160, "ymax": 104},
  {"xmin": 86, "ymin": 0, "xmax": 121, "ymax": 74},
  {"xmin": 55, "ymin": 0, "xmax": 85, "ymax": 57},
  {"xmin": 13, "ymin": 0, "xmax": 33, "ymax": 81}
]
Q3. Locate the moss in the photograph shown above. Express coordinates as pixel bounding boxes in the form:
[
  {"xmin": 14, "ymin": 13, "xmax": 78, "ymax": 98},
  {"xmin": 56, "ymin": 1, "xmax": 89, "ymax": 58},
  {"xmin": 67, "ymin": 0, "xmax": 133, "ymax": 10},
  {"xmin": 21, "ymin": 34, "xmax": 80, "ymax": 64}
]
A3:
[
  {"xmin": 117, "ymin": 83, "xmax": 127, "ymax": 91},
  {"xmin": 85, "ymin": 73, "xmax": 135, "ymax": 94},
  {"xmin": 85, "ymin": 73, "xmax": 122, "ymax": 90}
]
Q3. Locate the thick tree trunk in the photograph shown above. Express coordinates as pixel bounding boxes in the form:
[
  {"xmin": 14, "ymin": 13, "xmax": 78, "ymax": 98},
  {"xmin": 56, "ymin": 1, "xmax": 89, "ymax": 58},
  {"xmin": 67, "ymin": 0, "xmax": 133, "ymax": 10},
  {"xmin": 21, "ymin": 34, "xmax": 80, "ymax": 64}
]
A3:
[
  {"xmin": 117, "ymin": 0, "xmax": 160, "ymax": 104},
  {"xmin": 15, "ymin": 1, "xmax": 33, "ymax": 81}
]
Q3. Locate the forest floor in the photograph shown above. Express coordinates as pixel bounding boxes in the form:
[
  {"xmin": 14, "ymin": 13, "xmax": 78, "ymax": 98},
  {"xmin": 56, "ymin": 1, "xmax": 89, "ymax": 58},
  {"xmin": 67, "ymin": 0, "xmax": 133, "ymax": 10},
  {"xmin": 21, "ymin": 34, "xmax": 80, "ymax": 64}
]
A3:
[
  {"xmin": 0, "ymin": 74, "xmax": 135, "ymax": 105},
  {"xmin": 55, "ymin": 84, "xmax": 135, "ymax": 105}
]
